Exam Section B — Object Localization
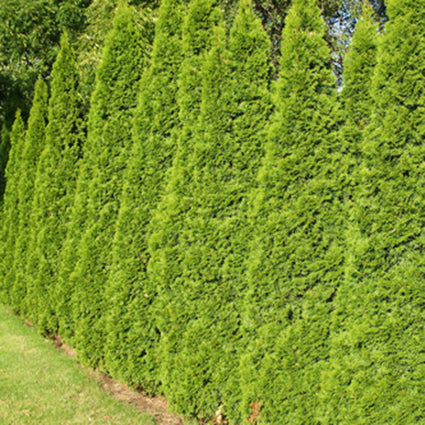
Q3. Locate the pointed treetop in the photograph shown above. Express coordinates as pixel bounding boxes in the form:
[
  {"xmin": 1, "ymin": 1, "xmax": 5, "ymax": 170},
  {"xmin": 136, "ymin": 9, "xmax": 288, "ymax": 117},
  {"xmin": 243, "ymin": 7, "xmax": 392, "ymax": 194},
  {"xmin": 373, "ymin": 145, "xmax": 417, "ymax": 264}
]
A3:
[
  {"xmin": 93, "ymin": 1, "xmax": 148, "ymax": 94},
  {"xmin": 229, "ymin": 0, "xmax": 272, "ymax": 81},
  {"xmin": 277, "ymin": 0, "xmax": 334, "ymax": 99},
  {"xmin": 5, "ymin": 110, "xmax": 25, "ymax": 181},
  {"xmin": 341, "ymin": 0, "xmax": 378, "ymax": 121},
  {"xmin": 24, "ymin": 79, "xmax": 49, "ymax": 151},
  {"xmin": 182, "ymin": 0, "xmax": 223, "ymax": 55}
]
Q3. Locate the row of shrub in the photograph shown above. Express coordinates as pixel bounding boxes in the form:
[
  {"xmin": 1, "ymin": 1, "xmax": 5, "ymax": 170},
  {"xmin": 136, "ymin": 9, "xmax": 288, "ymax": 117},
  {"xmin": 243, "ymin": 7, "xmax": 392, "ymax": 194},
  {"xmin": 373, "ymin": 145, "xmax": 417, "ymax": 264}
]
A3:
[{"xmin": 1, "ymin": 0, "xmax": 425, "ymax": 423}]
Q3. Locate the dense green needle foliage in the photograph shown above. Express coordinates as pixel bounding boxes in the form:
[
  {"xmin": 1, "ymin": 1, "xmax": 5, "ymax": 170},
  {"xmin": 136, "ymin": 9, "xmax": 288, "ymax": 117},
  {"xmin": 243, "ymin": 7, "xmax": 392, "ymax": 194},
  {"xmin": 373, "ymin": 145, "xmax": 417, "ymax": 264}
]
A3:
[
  {"xmin": 317, "ymin": 3, "xmax": 378, "ymax": 420},
  {"xmin": 340, "ymin": 1, "xmax": 378, "ymax": 134},
  {"xmin": 323, "ymin": 0, "xmax": 425, "ymax": 422},
  {"xmin": 68, "ymin": 3, "xmax": 148, "ymax": 368},
  {"xmin": 0, "ymin": 129, "xmax": 9, "ymax": 205},
  {"xmin": 0, "ymin": 89, "xmax": 27, "ymax": 204},
  {"xmin": 149, "ymin": 0, "xmax": 272, "ymax": 420},
  {"xmin": 23, "ymin": 34, "xmax": 82, "ymax": 333},
  {"xmin": 147, "ymin": 0, "xmax": 224, "ymax": 415},
  {"xmin": 240, "ymin": 0, "xmax": 344, "ymax": 423},
  {"xmin": 2, "ymin": 0, "xmax": 425, "ymax": 422},
  {"xmin": 10, "ymin": 80, "xmax": 49, "ymax": 316},
  {"xmin": 339, "ymin": 0, "xmax": 378, "ymax": 295},
  {"xmin": 0, "ymin": 111, "xmax": 25, "ymax": 305},
  {"xmin": 103, "ymin": 0, "xmax": 185, "ymax": 391}
]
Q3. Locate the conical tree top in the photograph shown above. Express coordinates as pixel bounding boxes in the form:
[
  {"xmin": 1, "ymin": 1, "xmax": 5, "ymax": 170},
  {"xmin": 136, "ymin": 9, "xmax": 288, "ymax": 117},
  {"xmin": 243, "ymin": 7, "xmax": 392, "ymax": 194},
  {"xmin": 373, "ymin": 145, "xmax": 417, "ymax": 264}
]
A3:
[
  {"xmin": 4, "ymin": 111, "xmax": 25, "ymax": 182},
  {"xmin": 89, "ymin": 1, "xmax": 148, "ymax": 128},
  {"xmin": 342, "ymin": 0, "xmax": 378, "ymax": 122},
  {"xmin": 229, "ymin": 0, "xmax": 272, "ymax": 80},
  {"xmin": 371, "ymin": 0, "xmax": 425, "ymax": 122},
  {"xmin": 278, "ymin": 0, "xmax": 334, "ymax": 98},
  {"xmin": 46, "ymin": 32, "xmax": 80, "ymax": 149},
  {"xmin": 177, "ymin": 0, "xmax": 223, "ymax": 125}
]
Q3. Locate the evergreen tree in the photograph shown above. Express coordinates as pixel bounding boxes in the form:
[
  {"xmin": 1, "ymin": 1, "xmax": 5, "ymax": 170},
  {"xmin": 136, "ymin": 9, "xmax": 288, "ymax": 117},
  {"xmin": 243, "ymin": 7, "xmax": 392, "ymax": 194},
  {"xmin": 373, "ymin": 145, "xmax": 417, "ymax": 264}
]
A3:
[
  {"xmin": 317, "ymin": 3, "xmax": 378, "ymax": 421},
  {"xmin": 322, "ymin": 0, "xmax": 425, "ymax": 422},
  {"xmin": 240, "ymin": 0, "xmax": 343, "ymax": 422},
  {"xmin": 10, "ymin": 80, "xmax": 49, "ymax": 315},
  {"xmin": 23, "ymin": 34, "xmax": 82, "ymax": 332},
  {"xmin": 150, "ymin": 0, "xmax": 272, "ymax": 420},
  {"xmin": 0, "ymin": 111, "xmax": 25, "ymax": 305},
  {"xmin": 0, "ymin": 87, "xmax": 26, "ymax": 204},
  {"xmin": 103, "ymin": 0, "xmax": 185, "ymax": 390},
  {"xmin": 0, "ymin": 127, "xmax": 8, "ymax": 204},
  {"xmin": 77, "ymin": 0, "xmax": 155, "ymax": 116},
  {"xmin": 340, "ymin": 1, "xmax": 378, "ymax": 133},
  {"xmin": 147, "ymin": 0, "xmax": 223, "ymax": 412},
  {"xmin": 67, "ymin": 3, "xmax": 148, "ymax": 367}
]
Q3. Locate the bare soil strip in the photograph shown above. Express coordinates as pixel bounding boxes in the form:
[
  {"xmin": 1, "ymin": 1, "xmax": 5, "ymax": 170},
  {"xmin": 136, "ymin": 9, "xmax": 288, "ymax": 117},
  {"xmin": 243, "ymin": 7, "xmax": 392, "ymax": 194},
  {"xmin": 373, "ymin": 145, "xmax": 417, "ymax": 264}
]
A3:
[{"xmin": 52, "ymin": 335, "xmax": 185, "ymax": 425}]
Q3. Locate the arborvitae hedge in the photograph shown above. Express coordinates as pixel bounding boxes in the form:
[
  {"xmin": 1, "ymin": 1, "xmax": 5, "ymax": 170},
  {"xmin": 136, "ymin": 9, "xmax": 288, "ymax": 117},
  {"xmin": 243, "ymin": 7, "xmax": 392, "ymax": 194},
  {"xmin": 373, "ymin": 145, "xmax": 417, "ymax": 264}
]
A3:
[
  {"xmin": 103, "ymin": 0, "xmax": 185, "ymax": 390},
  {"xmin": 0, "ymin": 129, "xmax": 9, "ymax": 205},
  {"xmin": 23, "ymin": 34, "xmax": 81, "ymax": 332},
  {"xmin": 240, "ymin": 0, "xmax": 343, "ymax": 423},
  {"xmin": 0, "ymin": 111, "xmax": 25, "ymax": 305},
  {"xmin": 318, "ymin": 3, "xmax": 378, "ymax": 420},
  {"xmin": 147, "ymin": 0, "xmax": 223, "ymax": 413},
  {"xmin": 0, "ymin": 87, "xmax": 26, "ymax": 204},
  {"xmin": 152, "ymin": 0, "xmax": 272, "ymax": 420},
  {"xmin": 340, "ymin": 2, "xmax": 377, "ymax": 135},
  {"xmin": 11, "ymin": 80, "xmax": 49, "ymax": 316},
  {"xmin": 3, "ymin": 1, "xmax": 425, "ymax": 423},
  {"xmin": 68, "ymin": 3, "xmax": 148, "ymax": 367},
  {"xmin": 323, "ymin": 0, "xmax": 425, "ymax": 422}
]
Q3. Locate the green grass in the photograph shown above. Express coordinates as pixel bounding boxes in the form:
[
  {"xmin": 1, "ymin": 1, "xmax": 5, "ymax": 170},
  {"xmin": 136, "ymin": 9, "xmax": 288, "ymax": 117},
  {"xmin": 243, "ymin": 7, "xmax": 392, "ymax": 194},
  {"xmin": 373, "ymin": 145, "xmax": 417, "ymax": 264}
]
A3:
[{"xmin": 0, "ymin": 303, "xmax": 155, "ymax": 425}]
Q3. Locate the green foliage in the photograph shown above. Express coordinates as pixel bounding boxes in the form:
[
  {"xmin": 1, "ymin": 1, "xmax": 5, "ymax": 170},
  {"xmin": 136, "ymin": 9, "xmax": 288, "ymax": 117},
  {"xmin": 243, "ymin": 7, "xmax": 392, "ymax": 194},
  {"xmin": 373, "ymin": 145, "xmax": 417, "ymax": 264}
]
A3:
[
  {"xmin": 0, "ymin": 0, "xmax": 91, "ymax": 122},
  {"xmin": 341, "ymin": 1, "xmax": 378, "ymax": 131},
  {"xmin": 240, "ymin": 0, "xmax": 343, "ymax": 422},
  {"xmin": 0, "ymin": 86, "xmax": 27, "ymax": 203},
  {"xmin": 322, "ymin": 0, "xmax": 425, "ymax": 422},
  {"xmin": 1, "ymin": 0, "xmax": 424, "ymax": 423},
  {"xmin": 10, "ymin": 80, "xmax": 49, "ymax": 316},
  {"xmin": 103, "ymin": 0, "xmax": 185, "ymax": 391},
  {"xmin": 67, "ymin": 3, "xmax": 148, "ymax": 367},
  {"xmin": 76, "ymin": 0, "xmax": 156, "ymax": 115},
  {"xmin": 220, "ymin": 0, "xmax": 386, "ymax": 76},
  {"xmin": 0, "ymin": 126, "xmax": 10, "ymax": 204},
  {"xmin": 149, "ymin": 0, "xmax": 272, "ymax": 420},
  {"xmin": 147, "ymin": 0, "xmax": 224, "ymax": 414},
  {"xmin": 317, "ymin": 4, "xmax": 378, "ymax": 420},
  {"xmin": 23, "ymin": 34, "xmax": 82, "ymax": 333},
  {"xmin": 0, "ymin": 111, "xmax": 26, "ymax": 305}
]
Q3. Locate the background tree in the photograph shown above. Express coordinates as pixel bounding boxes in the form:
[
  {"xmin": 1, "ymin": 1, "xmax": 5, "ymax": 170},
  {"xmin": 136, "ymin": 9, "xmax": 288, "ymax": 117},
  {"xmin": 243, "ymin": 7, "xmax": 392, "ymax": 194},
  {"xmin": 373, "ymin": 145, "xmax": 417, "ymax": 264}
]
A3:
[
  {"xmin": 103, "ymin": 0, "xmax": 185, "ymax": 392},
  {"xmin": 22, "ymin": 34, "xmax": 82, "ymax": 332},
  {"xmin": 67, "ymin": 3, "xmax": 148, "ymax": 368},
  {"xmin": 0, "ymin": 111, "xmax": 25, "ymax": 305},
  {"xmin": 0, "ymin": 0, "xmax": 91, "ymax": 123},
  {"xmin": 240, "ymin": 0, "xmax": 343, "ymax": 422}
]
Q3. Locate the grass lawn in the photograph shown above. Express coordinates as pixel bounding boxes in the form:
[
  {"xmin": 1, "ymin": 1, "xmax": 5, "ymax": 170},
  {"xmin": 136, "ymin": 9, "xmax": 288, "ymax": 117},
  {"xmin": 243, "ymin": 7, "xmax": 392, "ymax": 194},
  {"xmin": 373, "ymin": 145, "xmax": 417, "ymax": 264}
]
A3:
[{"xmin": 0, "ymin": 303, "xmax": 155, "ymax": 425}]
